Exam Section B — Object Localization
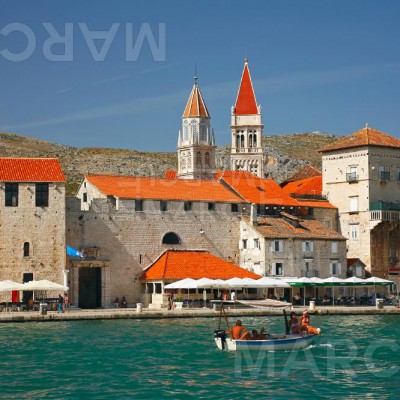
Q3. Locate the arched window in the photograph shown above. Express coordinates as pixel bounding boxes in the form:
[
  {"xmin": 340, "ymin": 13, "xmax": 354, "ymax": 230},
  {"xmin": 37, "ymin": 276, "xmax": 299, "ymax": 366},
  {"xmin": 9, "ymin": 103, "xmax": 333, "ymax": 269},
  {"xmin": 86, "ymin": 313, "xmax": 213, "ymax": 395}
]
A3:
[
  {"xmin": 236, "ymin": 135, "xmax": 240, "ymax": 148},
  {"xmin": 196, "ymin": 152, "xmax": 202, "ymax": 167},
  {"xmin": 249, "ymin": 134, "xmax": 253, "ymax": 148},
  {"xmin": 162, "ymin": 232, "xmax": 181, "ymax": 245},
  {"xmin": 200, "ymin": 122, "xmax": 207, "ymax": 142},
  {"xmin": 23, "ymin": 242, "xmax": 30, "ymax": 257},
  {"xmin": 183, "ymin": 120, "xmax": 189, "ymax": 142},
  {"xmin": 253, "ymin": 134, "xmax": 257, "ymax": 147},
  {"xmin": 240, "ymin": 135, "xmax": 245, "ymax": 148},
  {"xmin": 191, "ymin": 120, "xmax": 198, "ymax": 139},
  {"xmin": 205, "ymin": 152, "xmax": 210, "ymax": 167}
]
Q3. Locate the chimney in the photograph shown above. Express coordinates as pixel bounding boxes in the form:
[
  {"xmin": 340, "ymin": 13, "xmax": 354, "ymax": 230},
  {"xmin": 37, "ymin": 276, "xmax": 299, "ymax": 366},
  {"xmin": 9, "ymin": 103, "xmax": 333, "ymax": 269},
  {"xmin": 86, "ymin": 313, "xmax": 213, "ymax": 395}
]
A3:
[{"xmin": 250, "ymin": 203, "xmax": 258, "ymax": 226}]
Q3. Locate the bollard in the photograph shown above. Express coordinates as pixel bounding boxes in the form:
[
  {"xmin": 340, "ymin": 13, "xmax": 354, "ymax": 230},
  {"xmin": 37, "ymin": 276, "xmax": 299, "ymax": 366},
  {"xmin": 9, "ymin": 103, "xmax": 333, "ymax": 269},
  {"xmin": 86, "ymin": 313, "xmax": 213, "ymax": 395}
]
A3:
[
  {"xmin": 309, "ymin": 300, "xmax": 315, "ymax": 311},
  {"xmin": 212, "ymin": 303, "xmax": 217, "ymax": 311},
  {"xmin": 136, "ymin": 303, "xmax": 142, "ymax": 313}
]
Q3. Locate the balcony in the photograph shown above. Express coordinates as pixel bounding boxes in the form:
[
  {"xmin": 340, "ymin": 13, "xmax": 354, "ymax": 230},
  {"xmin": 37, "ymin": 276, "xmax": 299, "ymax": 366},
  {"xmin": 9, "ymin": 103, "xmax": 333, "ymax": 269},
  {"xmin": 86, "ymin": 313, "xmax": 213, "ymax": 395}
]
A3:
[
  {"xmin": 370, "ymin": 202, "xmax": 400, "ymax": 222},
  {"xmin": 346, "ymin": 172, "xmax": 358, "ymax": 183}
]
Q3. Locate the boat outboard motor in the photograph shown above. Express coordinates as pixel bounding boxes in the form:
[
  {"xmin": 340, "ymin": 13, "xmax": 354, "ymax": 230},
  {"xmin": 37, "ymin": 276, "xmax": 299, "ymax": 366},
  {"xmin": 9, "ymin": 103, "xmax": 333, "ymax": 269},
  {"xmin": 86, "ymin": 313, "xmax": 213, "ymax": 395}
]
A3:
[{"xmin": 214, "ymin": 329, "xmax": 227, "ymax": 349}]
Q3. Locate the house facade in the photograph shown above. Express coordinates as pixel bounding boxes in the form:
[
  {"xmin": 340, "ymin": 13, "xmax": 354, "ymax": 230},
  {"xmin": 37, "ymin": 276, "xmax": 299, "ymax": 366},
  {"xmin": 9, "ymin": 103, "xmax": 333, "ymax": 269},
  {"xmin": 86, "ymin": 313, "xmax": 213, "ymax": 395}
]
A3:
[
  {"xmin": 0, "ymin": 158, "xmax": 66, "ymax": 298},
  {"xmin": 320, "ymin": 126, "xmax": 400, "ymax": 286}
]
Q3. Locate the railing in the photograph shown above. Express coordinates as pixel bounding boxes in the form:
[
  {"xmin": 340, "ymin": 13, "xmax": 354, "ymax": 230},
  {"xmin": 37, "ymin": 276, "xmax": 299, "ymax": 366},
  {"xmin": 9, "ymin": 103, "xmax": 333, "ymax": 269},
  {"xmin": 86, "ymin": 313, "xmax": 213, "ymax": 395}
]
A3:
[
  {"xmin": 346, "ymin": 172, "xmax": 358, "ymax": 182},
  {"xmin": 370, "ymin": 210, "xmax": 400, "ymax": 221}
]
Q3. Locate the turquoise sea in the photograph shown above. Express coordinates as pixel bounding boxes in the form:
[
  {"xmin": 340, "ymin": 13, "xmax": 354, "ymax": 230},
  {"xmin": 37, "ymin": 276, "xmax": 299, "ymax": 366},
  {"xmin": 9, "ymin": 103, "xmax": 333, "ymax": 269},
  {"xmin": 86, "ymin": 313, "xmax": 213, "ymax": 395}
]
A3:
[{"xmin": 0, "ymin": 315, "xmax": 399, "ymax": 399}]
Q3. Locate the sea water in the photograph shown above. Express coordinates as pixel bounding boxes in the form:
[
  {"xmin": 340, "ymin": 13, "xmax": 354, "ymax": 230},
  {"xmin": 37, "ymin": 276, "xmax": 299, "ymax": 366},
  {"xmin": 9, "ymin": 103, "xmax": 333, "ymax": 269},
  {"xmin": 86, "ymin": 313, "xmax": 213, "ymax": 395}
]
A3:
[{"xmin": 0, "ymin": 315, "xmax": 399, "ymax": 399}]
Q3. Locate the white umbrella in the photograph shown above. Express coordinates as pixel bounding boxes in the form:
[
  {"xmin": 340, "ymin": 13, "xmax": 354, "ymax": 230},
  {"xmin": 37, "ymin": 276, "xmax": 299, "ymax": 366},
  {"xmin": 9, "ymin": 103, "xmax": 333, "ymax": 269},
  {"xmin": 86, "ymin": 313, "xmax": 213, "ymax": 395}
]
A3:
[
  {"xmin": 365, "ymin": 277, "xmax": 394, "ymax": 304},
  {"xmin": 322, "ymin": 277, "xmax": 346, "ymax": 306},
  {"xmin": 256, "ymin": 277, "xmax": 290, "ymax": 288},
  {"xmin": 225, "ymin": 277, "xmax": 244, "ymax": 288},
  {"xmin": 0, "ymin": 280, "xmax": 25, "ymax": 292},
  {"xmin": 164, "ymin": 278, "xmax": 198, "ymax": 289},
  {"xmin": 21, "ymin": 280, "xmax": 68, "ymax": 291},
  {"xmin": 240, "ymin": 277, "xmax": 263, "ymax": 287},
  {"xmin": 344, "ymin": 277, "xmax": 367, "ymax": 301}
]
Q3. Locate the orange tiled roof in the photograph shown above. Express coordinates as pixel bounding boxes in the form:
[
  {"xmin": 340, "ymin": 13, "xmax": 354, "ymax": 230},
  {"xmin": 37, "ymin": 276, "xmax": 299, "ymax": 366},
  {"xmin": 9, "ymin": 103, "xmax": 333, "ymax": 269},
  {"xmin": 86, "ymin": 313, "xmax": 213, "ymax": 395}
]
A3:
[
  {"xmin": 86, "ymin": 174, "xmax": 242, "ymax": 202},
  {"xmin": 294, "ymin": 199, "xmax": 336, "ymax": 209},
  {"xmin": 233, "ymin": 60, "xmax": 259, "ymax": 115},
  {"xmin": 282, "ymin": 176, "xmax": 322, "ymax": 197},
  {"xmin": 319, "ymin": 126, "xmax": 400, "ymax": 152},
  {"xmin": 220, "ymin": 174, "xmax": 301, "ymax": 206},
  {"xmin": 244, "ymin": 215, "xmax": 345, "ymax": 240},
  {"xmin": 0, "ymin": 158, "xmax": 66, "ymax": 182},
  {"xmin": 140, "ymin": 250, "xmax": 261, "ymax": 280},
  {"xmin": 182, "ymin": 83, "xmax": 210, "ymax": 118},
  {"xmin": 284, "ymin": 165, "xmax": 321, "ymax": 183}
]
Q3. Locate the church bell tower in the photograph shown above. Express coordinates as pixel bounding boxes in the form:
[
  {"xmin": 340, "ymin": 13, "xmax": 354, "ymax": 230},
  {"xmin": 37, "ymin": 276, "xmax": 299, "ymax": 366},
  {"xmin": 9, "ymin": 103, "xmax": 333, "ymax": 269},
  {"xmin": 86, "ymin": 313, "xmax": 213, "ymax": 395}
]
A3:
[
  {"xmin": 230, "ymin": 59, "xmax": 265, "ymax": 177},
  {"xmin": 177, "ymin": 76, "xmax": 216, "ymax": 180}
]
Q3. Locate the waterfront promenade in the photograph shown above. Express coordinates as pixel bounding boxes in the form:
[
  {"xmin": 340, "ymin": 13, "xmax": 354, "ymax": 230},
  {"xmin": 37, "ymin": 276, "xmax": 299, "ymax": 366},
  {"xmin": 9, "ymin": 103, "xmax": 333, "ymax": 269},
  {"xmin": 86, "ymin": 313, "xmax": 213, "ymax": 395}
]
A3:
[{"xmin": 0, "ymin": 305, "xmax": 400, "ymax": 322}]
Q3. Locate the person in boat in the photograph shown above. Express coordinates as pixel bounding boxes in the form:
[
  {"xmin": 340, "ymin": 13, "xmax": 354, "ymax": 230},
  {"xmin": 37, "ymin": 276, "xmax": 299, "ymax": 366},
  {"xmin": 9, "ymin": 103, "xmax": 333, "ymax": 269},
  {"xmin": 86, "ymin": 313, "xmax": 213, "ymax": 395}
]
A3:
[
  {"xmin": 288, "ymin": 312, "xmax": 302, "ymax": 334},
  {"xmin": 259, "ymin": 326, "xmax": 270, "ymax": 339},
  {"xmin": 228, "ymin": 319, "xmax": 250, "ymax": 340},
  {"xmin": 251, "ymin": 330, "xmax": 260, "ymax": 340},
  {"xmin": 299, "ymin": 310, "xmax": 321, "ymax": 335}
]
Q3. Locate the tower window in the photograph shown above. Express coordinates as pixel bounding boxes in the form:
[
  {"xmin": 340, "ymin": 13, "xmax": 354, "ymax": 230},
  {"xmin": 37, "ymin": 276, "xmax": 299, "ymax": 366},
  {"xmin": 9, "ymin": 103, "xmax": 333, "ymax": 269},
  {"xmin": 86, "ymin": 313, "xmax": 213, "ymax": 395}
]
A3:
[
  {"xmin": 249, "ymin": 134, "xmax": 253, "ymax": 148},
  {"xmin": 196, "ymin": 152, "xmax": 202, "ymax": 167},
  {"xmin": 23, "ymin": 242, "xmax": 30, "ymax": 257},
  {"xmin": 184, "ymin": 201, "xmax": 192, "ymax": 211},
  {"xmin": 5, "ymin": 183, "xmax": 18, "ymax": 207},
  {"xmin": 162, "ymin": 232, "xmax": 181, "ymax": 245},
  {"xmin": 240, "ymin": 135, "xmax": 244, "ymax": 148},
  {"xmin": 205, "ymin": 152, "xmax": 210, "ymax": 167},
  {"xmin": 236, "ymin": 135, "xmax": 241, "ymax": 148},
  {"xmin": 200, "ymin": 122, "xmax": 207, "ymax": 142},
  {"xmin": 253, "ymin": 134, "xmax": 257, "ymax": 147}
]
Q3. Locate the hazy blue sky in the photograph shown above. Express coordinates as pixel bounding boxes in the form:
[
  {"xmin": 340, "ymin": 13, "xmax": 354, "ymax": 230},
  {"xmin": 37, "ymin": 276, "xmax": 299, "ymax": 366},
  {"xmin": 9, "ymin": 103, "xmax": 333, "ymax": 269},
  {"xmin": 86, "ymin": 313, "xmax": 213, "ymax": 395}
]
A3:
[{"xmin": 1, "ymin": 0, "xmax": 399, "ymax": 151}]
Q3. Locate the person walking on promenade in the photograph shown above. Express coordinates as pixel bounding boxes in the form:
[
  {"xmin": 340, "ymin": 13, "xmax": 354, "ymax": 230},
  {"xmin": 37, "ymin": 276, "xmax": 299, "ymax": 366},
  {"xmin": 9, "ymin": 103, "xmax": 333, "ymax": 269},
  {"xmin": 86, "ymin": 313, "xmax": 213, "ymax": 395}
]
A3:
[
  {"xmin": 58, "ymin": 294, "xmax": 64, "ymax": 313},
  {"xmin": 64, "ymin": 293, "xmax": 70, "ymax": 312}
]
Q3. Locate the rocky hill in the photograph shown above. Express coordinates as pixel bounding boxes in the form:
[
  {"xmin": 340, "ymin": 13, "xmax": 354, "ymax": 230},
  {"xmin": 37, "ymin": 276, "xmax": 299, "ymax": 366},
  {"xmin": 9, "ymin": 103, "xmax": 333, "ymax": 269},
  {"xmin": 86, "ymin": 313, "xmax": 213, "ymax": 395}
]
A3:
[{"xmin": 0, "ymin": 131, "xmax": 339, "ymax": 196}]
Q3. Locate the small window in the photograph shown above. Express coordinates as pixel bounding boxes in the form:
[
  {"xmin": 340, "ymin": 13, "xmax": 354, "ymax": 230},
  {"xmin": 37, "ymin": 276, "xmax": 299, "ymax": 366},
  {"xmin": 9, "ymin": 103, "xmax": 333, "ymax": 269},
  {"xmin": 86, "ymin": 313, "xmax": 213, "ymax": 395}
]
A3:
[
  {"xmin": 5, "ymin": 183, "xmax": 18, "ymax": 207},
  {"xmin": 254, "ymin": 238, "xmax": 260, "ymax": 249},
  {"xmin": 305, "ymin": 261, "xmax": 312, "ymax": 277},
  {"xmin": 303, "ymin": 241, "xmax": 313, "ymax": 252},
  {"xmin": 273, "ymin": 240, "xmax": 283, "ymax": 252},
  {"xmin": 23, "ymin": 242, "xmax": 30, "ymax": 257},
  {"xmin": 350, "ymin": 224, "xmax": 359, "ymax": 240},
  {"xmin": 231, "ymin": 204, "xmax": 239, "ymax": 213},
  {"xmin": 330, "ymin": 262, "xmax": 341, "ymax": 276},
  {"xmin": 208, "ymin": 202, "xmax": 215, "ymax": 211},
  {"xmin": 139, "ymin": 254, "xmax": 143, "ymax": 264},
  {"xmin": 331, "ymin": 242, "xmax": 338, "ymax": 253},
  {"xmin": 35, "ymin": 183, "xmax": 49, "ymax": 207},
  {"xmin": 273, "ymin": 263, "xmax": 283, "ymax": 276},
  {"xmin": 324, "ymin": 219, "xmax": 332, "ymax": 229},
  {"xmin": 135, "ymin": 200, "xmax": 143, "ymax": 212},
  {"xmin": 82, "ymin": 193, "xmax": 88, "ymax": 203},
  {"xmin": 242, "ymin": 239, "xmax": 247, "ymax": 249},
  {"xmin": 184, "ymin": 201, "xmax": 192, "ymax": 211},
  {"xmin": 349, "ymin": 197, "xmax": 359, "ymax": 213},
  {"xmin": 162, "ymin": 232, "xmax": 180, "ymax": 245},
  {"xmin": 160, "ymin": 200, "xmax": 168, "ymax": 212}
]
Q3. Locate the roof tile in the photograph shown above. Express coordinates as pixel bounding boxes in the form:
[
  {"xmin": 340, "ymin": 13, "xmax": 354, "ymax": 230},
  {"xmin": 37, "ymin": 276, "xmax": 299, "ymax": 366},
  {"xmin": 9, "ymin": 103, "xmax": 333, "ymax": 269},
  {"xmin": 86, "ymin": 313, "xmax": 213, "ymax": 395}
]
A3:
[
  {"xmin": 0, "ymin": 158, "xmax": 66, "ymax": 182},
  {"xmin": 140, "ymin": 250, "xmax": 261, "ymax": 280},
  {"xmin": 319, "ymin": 126, "xmax": 400, "ymax": 152}
]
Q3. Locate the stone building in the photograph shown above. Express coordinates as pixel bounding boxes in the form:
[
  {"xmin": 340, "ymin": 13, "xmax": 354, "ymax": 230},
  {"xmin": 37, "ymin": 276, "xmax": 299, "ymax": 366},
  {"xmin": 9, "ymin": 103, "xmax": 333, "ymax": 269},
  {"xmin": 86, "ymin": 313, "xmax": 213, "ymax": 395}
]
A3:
[
  {"xmin": 0, "ymin": 158, "xmax": 66, "ymax": 299},
  {"xmin": 319, "ymin": 126, "xmax": 400, "ymax": 286}
]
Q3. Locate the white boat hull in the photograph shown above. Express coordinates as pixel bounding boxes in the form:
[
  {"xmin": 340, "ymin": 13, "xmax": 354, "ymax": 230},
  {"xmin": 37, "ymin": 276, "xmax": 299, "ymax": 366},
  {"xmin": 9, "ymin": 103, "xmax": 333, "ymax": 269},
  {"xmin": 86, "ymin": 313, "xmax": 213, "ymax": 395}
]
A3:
[{"xmin": 214, "ymin": 334, "xmax": 316, "ymax": 351}]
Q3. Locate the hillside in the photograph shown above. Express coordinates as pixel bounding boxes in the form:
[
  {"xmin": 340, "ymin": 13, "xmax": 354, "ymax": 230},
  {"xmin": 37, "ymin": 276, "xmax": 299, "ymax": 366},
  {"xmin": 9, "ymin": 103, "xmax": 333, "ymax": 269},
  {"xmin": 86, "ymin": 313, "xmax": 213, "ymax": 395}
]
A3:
[{"xmin": 0, "ymin": 131, "xmax": 339, "ymax": 195}]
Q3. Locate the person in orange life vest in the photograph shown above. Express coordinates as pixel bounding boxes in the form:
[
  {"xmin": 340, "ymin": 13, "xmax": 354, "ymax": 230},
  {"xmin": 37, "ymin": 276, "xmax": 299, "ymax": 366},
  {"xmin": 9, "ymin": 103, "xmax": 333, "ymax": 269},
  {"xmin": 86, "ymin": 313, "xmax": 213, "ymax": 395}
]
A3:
[
  {"xmin": 300, "ymin": 310, "xmax": 321, "ymax": 335},
  {"xmin": 228, "ymin": 319, "xmax": 251, "ymax": 340}
]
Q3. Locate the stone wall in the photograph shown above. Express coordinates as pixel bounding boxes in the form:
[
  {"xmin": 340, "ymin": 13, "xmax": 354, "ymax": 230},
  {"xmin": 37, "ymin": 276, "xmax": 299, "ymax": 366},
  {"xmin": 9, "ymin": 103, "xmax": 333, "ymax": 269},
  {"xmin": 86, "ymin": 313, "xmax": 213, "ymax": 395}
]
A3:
[
  {"xmin": 0, "ymin": 182, "xmax": 66, "ymax": 285},
  {"xmin": 66, "ymin": 197, "xmax": 241, "ymax": 306}
]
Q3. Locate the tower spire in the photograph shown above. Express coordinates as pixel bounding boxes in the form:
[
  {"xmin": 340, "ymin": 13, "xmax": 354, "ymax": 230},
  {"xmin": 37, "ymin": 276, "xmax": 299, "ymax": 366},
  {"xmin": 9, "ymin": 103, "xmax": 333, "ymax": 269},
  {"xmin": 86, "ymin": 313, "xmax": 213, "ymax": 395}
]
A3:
[
  {"xmin": 194, "ymin": 64, "xmax": 198, "ymax": 85},
  {"xmin": 233, "ymin": 59, "xmax": 258, "ymax": 115}
]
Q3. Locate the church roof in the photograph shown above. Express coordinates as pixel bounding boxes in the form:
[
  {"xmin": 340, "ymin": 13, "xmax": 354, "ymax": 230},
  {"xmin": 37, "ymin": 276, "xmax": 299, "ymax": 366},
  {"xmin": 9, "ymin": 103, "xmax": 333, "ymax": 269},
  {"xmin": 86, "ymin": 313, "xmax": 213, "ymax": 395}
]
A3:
[
  {"xmin": 140, "ymin": 250, "xmax": 261, "ymax": 280},
  {"xmin": 233, "ymin": 59, "xmax": 259, "ymax": 115},
  {"xmin": 0, "ymin": 158, "xmax": 66, "ymax": 182},
  {"xmin": 182, "ymin": 83, "xmax": 210, "ymax": 118},
  {"xmin": 85, "ymin": 174, "xmax": 241, "ymax": 203},
  {"xmin": 319, "ymin": 126, "xmax": 400, "ymax": 152},
  {"xmin": 219, "ymin": 173, "xmax": 301, "ymax": 206},
  {"xmin": 243, "ymin": 215, "xmax": 345, "ymax": 240}
]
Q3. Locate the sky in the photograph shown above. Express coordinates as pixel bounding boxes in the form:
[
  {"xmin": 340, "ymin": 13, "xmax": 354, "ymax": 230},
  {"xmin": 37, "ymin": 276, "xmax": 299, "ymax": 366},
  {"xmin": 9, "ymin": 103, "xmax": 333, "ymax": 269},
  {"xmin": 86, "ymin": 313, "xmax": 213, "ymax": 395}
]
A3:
[{"xmin": 0, "ymin": 0, "xmax": 399, "ymax": 152}]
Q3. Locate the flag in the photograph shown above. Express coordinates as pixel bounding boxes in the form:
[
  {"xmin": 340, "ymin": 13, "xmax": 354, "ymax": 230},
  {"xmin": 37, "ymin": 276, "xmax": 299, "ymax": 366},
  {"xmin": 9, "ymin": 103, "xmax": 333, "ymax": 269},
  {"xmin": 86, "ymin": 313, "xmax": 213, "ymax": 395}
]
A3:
[{"xmin": 66, "ymin": 245, "xmax": 83, "ymax": 258}]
